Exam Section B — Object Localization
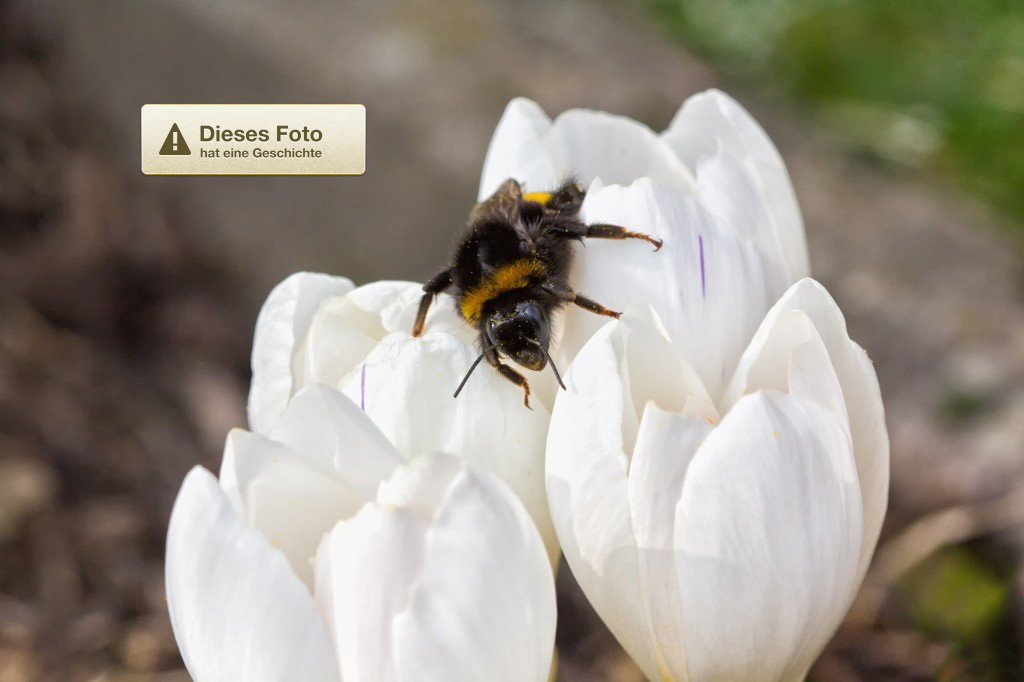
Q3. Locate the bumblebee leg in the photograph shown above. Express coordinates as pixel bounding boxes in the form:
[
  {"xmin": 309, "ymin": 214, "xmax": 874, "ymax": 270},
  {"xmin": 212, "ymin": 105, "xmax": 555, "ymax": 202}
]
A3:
[
  {"xmin": 541, "ymin": 283, "xmax": 621, "ymax": 320},
  {"xmin": 540, "ymin": 281, "xmax": 575, "ymax": 303},
  {"xmin": 553, "ymin": 222, "xmax": 663, "ymax": 251},
  {"xmin": 486, "ymin": 349, "xmax": 533, "ymax": 409},
  {"xmin": 497, "ymin": 364, "xmax": 533, "ymax": 409},
  {"xmin": 412, "ymin": 268, "xmax": 453, "ymax": 337},
  {"xmin": 572, "ymin": 293, "xmax": 622, "ymax": 319}
]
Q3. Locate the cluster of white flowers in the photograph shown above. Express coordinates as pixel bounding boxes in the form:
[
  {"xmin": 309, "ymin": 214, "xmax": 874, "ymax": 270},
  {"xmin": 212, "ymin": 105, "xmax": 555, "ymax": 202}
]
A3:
[{"xmin": 166, "ymin": 90, "xmax": 888, "ymax": 682}]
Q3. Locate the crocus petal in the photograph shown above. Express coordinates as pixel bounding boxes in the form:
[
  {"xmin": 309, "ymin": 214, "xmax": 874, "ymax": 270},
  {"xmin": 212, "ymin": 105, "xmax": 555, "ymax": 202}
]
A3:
[
  {"xmin": 724, "ymin": 278, "xmax": 889, "ymax": 585},
  {"xmin": 221, "ymin": 429, "xmax": 360, "ymax": 588},
  {"xmin": 315, "ymin": 456, "xmax": 556, "ymax": 682},
  {"xmin": 292, "ymin": 281, "xmax": 474, "ymax": 408},
  {"xmin": 546, "ymin": 308, "xmax": 714, "ymax": 679},
  {"xmin": 257, "ymin": 276, "xmax": 558, "ymax": 563},
  {"xmin": 479, "ymin": 99, "xmax": 696, "ymax": 200},
  {"xmin": 674, "ymin": 392, "xmax": 863, "ymax": 682},
  {"xmin": 392, "ymin": 466, "xmax": 557, "ymax": 682},
  {"xmin": 220, "ymin": 386, "xmax": 405, "ymax": 588},
  {"xmin": 315, "ymin": 504, "xmax": 427, "ymax": 682},
  {"xmin": 268, "ymin": 384, "xmax": 404, "ymax": 500},
  {"xmin": 346, "ymin": 280, "xmax": 469, "ymax": 339},
  {"xmin": 720, "ymin": 309, "xmax": 848, "ymax": 431},
  {"xmin": 537, "ymin": 109, "xmax": 697, "ymax": 194},
  {"xmin": 546, "ymin": 323, "xmax": 658, "ymax": 677},
  {"xmin": 626, "ymin": 402, "xmax": 712, "ymax": 681},
  {"xmin": 166, "ymin": 467, "xmax": 339, "ymax": 682},
  {"xmin": 478, "ymin": 98, "xmax": 560, "ymax": 202},
  {"xmin": 340, "ymin": 331, "xmax": 558, "ymax": 564},
  {"xmin": 695, "ymin": 149, "xmax": 801, "ymax": 296},
  {"xmin": 296, "ymin": 299, "xmax": 380, "ymax": 392},
  {"xmin": 248, "ymin": 272, "xmax": 354, "ymax": 433},
  {"xmin": 662, "ymin": 89, "xmax": 809, "ymax": 284},
  {"xmin": 562, "ymin": 178, "xmax": 773, "ymax": 402},
  {"xmin": 376, "ymin": 449, "xmax": 465, "ymax": 517}
]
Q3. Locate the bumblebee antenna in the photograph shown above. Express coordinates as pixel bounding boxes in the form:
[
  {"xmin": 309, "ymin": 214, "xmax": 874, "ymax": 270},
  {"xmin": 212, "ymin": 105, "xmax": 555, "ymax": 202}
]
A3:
[
  {"xmin": 453, "ymin": 345, "xmax": 495, "ymax": 399},
  {"xmin": 542, "ymin": 346, "xmax": 566, "ymax": 390},
  {"xmin": 527, "ymin": 339, "xmax": 566, "ymax": 391}
]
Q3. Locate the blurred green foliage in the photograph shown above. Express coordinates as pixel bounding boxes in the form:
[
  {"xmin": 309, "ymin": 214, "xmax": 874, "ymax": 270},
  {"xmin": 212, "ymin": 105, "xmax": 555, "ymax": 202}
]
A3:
[
  {"xmin": 653, "ymin": 0, "xmax": 1024, "ymax": 231},
  {"xmin": 900, "ymin": 546, "xmax": 1020, "ymax": 680},
  {"xmin": 903, "ymin": 547, "xmax": 1007, "ymax": 644},
  {"xmin": 937, "ymin": 385, "xmax": 995, "ymax": 426}
]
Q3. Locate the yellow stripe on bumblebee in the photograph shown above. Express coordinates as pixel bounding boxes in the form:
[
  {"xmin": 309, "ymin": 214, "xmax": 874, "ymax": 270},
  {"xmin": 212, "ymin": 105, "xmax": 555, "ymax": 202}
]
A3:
[
  {"xmin": 522, "ymin": 191, "xmax": 553, "ymax": 207},
  {"xmin": 460, "ymin": 259, "xmax": 547, "ymax": 322}
]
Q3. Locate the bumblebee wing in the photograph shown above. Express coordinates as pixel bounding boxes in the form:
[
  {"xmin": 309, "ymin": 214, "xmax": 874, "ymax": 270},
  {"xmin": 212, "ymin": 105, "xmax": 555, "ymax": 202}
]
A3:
[{"xmin": 469, "ymin": 178, "xmax": 522, "ymax": 224}]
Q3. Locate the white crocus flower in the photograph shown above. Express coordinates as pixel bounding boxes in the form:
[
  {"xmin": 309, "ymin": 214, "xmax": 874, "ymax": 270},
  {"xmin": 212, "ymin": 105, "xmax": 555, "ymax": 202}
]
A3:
[
  {"xmin": 245, "ymin": 273, "xmax": 557, "ymax": 564},
  {"xmin": 479, "ymin": 90, "xmax": 809, "ymax": 401},
  {"xmin": 167, "ymin": 384, "xmax": 555, "ymax": 682},
  {"xmin": 546, "ymin": 279, "xmax": 889, "ymax": 681},
  {"xmin": 244, "ymin": 90, "xmax": 806, "ymax": 570}
]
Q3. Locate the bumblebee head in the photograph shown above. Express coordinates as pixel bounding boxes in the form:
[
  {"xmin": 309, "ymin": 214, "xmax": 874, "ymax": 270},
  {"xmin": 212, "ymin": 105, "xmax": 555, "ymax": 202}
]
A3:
[{"xmin": 485, "ymin": 301, "xmax": 549, "ymax": 371}]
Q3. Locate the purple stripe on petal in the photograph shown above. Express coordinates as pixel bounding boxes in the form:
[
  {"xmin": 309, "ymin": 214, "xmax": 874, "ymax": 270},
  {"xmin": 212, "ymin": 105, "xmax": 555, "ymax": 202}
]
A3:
[
  {"xmin": 699, "ymin": 234, "xmax": 706, "ymax": 299},
  {"xmin": 360, "ymin": 361, "xmax": 367, "ymax": 412}
]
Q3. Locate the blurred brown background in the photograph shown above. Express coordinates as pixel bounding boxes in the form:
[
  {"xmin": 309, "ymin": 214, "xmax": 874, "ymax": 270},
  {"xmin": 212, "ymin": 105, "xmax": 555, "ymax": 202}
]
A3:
[{"xmin": 1, "ymin": 0, "xmax": 1022, "ymax": 680}]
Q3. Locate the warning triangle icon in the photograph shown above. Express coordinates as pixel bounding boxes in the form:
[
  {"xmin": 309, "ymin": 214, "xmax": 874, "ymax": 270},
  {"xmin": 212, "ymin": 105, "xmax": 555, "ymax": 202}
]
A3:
[{"xmin": 159, "ymin": 123, "xmax": 191, "ymax": 155}]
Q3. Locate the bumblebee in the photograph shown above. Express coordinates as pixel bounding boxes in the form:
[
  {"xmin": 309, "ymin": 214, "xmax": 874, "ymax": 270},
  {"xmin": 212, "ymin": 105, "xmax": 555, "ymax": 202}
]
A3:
[{"xmin": 412, "ymin": 178, "xmax": 662, "ymax": 408}]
